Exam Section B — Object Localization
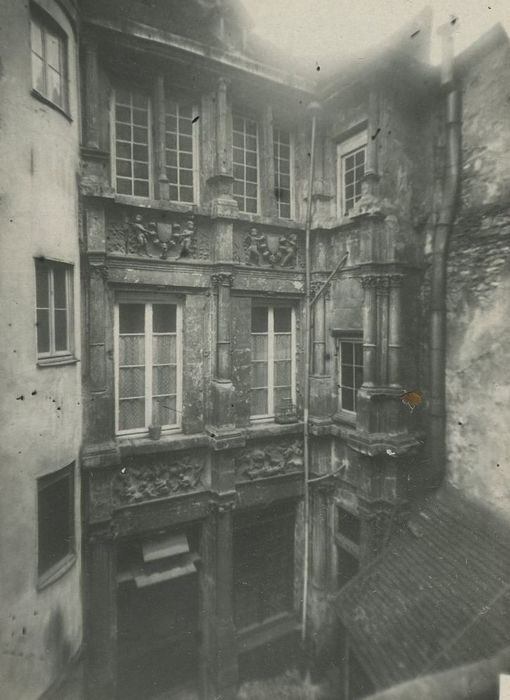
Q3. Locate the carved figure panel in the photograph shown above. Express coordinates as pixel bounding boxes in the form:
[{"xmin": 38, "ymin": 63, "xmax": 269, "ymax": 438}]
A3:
[
  {"xmin": 107, "ymin": 210, "xmax": 210, "ymax": 260},
  {"xmin": 235, "ymin": 439, "xmax": 303, "ymax": 482},
  {"xmin": 237, "ymin": 227, "xmax": 301, "ymax": 268},
  {"xmin": 113, "ymin": 454, "xmax": 206, "ymax": 505}
]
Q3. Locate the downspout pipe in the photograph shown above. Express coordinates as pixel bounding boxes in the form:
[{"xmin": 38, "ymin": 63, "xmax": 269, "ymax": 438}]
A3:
[
  {"xmin": 429, "ymin": 22, "xmax": 462, "ymax": 486},
  {"xmin": 301, "ymin": 101, "xmax": 321, "ymax": 653}
]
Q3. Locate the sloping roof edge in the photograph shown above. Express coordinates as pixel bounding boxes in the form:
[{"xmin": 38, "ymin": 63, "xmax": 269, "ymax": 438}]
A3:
[{"xmin": 335, "ymin": 485, "xmax": 510, "ymax": 690}]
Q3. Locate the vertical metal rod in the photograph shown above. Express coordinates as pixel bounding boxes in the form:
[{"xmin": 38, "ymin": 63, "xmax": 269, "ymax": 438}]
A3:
[{"xmin": 301, "ymin": 102, "xmax": 320, "ymax": 645}]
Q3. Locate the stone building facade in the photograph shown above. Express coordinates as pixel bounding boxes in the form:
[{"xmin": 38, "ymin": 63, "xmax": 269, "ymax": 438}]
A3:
[{"xmin": 1, "ymin": 1, "xmax": 509, "ymax": 699}]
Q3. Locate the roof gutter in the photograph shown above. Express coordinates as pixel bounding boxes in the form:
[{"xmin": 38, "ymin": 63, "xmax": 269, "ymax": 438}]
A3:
[{"xmin": 428, "ymin": 21, "xmax": 462, "ymax": 487}]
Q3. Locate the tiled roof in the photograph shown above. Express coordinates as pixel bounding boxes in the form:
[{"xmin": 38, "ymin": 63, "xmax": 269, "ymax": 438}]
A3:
[{"xmin": 335, "ymin": 486, "xmax": 510, "ymax": 691}]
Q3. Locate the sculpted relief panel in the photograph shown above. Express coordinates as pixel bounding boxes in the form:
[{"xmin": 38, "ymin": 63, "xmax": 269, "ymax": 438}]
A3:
[
  {"xmin": 113, "ymin": 454, "xmax": 206, "ymax": 505},
  {"xmin": 234, "ymin": 226, "xmax": 302, "ymax": 268},
  {"xmin": 107, "ymin": 209, "xmax": 210, "ymax": 260},
  {"xmin": 235, "ymin": 440, "xmax": 303, "ymax": 482}
]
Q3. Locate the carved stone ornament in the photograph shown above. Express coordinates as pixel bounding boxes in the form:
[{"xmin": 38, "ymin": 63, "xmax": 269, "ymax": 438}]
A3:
[
  {"xmin": 107, "ymin": 212, "xmax": 205, "ymax": 260},
  {"xmin": 235, "ymin": 440, "xmax": 303, "ymax": 481},
  {"xmin": 244, "ymin": 227, "xmax": 298, "ymax": 268},
  {"xmin": 113, "ymin": 455, "xmax": 205, "ymax": 505},
  {"xmin": 211, "ymin": 272, "xmax": 234, "ymax": 288}
]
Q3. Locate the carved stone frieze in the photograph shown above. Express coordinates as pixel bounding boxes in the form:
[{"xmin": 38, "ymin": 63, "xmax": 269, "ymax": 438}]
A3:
[
  {"xmin": 107, "ymin": 210, "xmax": 210, "ymax": 260},
  {"xmin": 243, "ymin": 226, "xmax": 299, "ymax": 268},
  {"xmin": 113, "ymin": 455, "xmax": 205, "ymax": 505},
  {"xmin": 235, "ymin": 440, "xmax": 303, "ymax": 481}
]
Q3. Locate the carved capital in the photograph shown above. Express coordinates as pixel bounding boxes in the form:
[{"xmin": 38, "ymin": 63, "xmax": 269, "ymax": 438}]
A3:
[
  {"xmin": 209, "ymin": 493, "xmax": 237, "ymax": 514},
  {"xmin": 211, "ymin": 272, "xmax": 234, "ymax": 288},
  {"xmin": 388, "ymin": 274, "xmax": 404, "ymax": 288},
  {"xmin": 89, "ymin": 263, "xmax": 108, "ymax": 281}
]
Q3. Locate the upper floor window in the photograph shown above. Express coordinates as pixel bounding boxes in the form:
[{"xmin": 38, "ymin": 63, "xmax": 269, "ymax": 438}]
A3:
[
  {"xmin": 250, "ymin": 304, "xmax": 296, "ymax": 419},
  {"xmin": 165, "ymin": 98, "xmax": 198, "ymax": 203},
  {"xmin": 336, "ymin": 334, "xmax": 363, "ymax": 414},
  {"xmin": 114, "ymin": 300, "xmax": 182, "ymax": 434},
  {"xmin": 35, "ymin": 259, "xmax": 73, "ymax": 360},
  {"xmin": 113, "ymin": 87, "xmax": 152, "ymax": 198},
  {"xmin": 274, "ymin": 126, "xmax": 292, "ymax": 219},
  {"xmin": 337, "ymin": 131, "xmax": 366, "ymax": 217},
  {"xmin": 30, "ymin": 9, "xmax": 68, "ymax": 112},
  {"xmin": 233, "ymin": 114, "xmax": 259, "ymax": 213},
  {"xmin": 38, "ymin": 463, "xmax": 75, "ymax": 585}
]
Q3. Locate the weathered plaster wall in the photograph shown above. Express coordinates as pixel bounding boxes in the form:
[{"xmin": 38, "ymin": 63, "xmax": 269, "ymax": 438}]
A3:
[
  {"xmin": 445, "ymin": 36, "xmax": 510, "ymax": 521},
  {"xmin": 0, "ymin": 2, "xmax": 82, "ymax": 697}
]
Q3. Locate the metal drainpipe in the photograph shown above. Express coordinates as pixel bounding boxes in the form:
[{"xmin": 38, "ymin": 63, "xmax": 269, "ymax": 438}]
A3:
[
  {"xmin": 429, "ymin": 22, "xmax": 462, "ymax": 485},
  {"xmin": 301, "ymin": 101, "xmax": 321, "ymax": 649}
]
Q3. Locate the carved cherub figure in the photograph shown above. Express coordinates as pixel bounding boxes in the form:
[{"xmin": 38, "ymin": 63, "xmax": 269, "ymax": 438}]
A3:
[
  {"xmin": 245, "ymin": 227, "xmax": 262, "ymax": 266},
  {"xmin": 277, "ymin": 232, "xmax": 297, "ymax": 267},
  {"xmin": 132, "ymin": 214, "xmax": 157, "ymax": 256},
  {"xmin": 176, "ymin": 219, "xmax": 195, "ymax": 259}
]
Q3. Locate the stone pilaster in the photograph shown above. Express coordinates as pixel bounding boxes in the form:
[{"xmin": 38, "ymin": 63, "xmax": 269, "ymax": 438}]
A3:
[
  {"xmin": 154, "ymin": 74, "xmax": 170, "ymax": 200},
  {"xmin": 85, "ymin": 528, "xmax": 117, "ymax": 700},
  {"xmin": 310, "ymin": 280, "xmax": 334, "ymax": 421},
  {"xmin": 260, "ymin": 104, "xmax": 278, "ymax": 217},
  {"xmin": 209, "ymin": 272, "xmax": 237, "ymax": 437}
]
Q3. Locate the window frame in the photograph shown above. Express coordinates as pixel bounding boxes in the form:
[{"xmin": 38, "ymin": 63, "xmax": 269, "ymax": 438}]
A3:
[
  {"xmin": 113, "ymin": 296, "xmax": 183, "ymax": 436},
  {"xmin": 232, "ymin": 113, "xmax": 260, "ymax": 214},
  {"xmin": 334, "ymin": 502, "xmax": 360, "ymax": 590},
  {"xmin": 111, "ymin": 86, "xmax": 154, "ymax": 200},
  {"xmin": 273, "ymin": 125, "xmax": 294, "ymax": 220},
  {"xmin": 250, "ymin": 302, "xmax": 297, "ymax": 421},
  {"xmin": 336, "ymin": 130, "xmax": 367, "ymax": 218},
  {"xmin": 30, "ymin": 5, "xmax": 69, "ymax": 115},
  {"xmin": 164, "ymin": 95, "xmax": 200, "ymax": 205},
  {"xmin": 37, "ymin": 462, "xmax": 76, "ymax": 589},
  {"xmin": 334, "ymin": 331, "xmax": 363, "ymax": 418},
  {"xmin": 35, "ymin": 259, "xmax": 74, "ymax": 363}
]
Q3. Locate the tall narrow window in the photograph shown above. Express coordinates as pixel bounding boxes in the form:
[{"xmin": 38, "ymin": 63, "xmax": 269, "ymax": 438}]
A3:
[
  {"xmin": 250, "ymin": 305, "xmax": 295, "ymax": 419},
  {"xmin": 115, "ymin": 301, "xmax": 182, "ymax": 433},
  {"xmin": 337, "ymin": 131, "xmax": 367, "ymax": 216},
  {"xmin": 337, "ymin": 336, "xmax": 363, "ymax": 413},
  {"xmin": 233, "ymin": 114, "xmax": 259, "ymax": 213},
  {"xmin": 30, "ymin": 10, "xmax": 67, "ymax": 111},
  {"xmin": 113, "ymin": 88, "xmax": 151, "ymax": 197},
  {"xmin": 38, "ymin": 463, "xmax": 75, "ymax": 583},
  {"xmin": 35, "ymin": 260, "xmax": 73, "ymax": 359},
  {"xmin": 335, "ymin": 505, "xmax": 360, "ymax": 589},
  {"xmin": 165, "ymin": 98, "xmax": 196, "ymax": 203},
  {"xmin": 274, "ymin": 127, "xmax": 292, "ymax": 219}
]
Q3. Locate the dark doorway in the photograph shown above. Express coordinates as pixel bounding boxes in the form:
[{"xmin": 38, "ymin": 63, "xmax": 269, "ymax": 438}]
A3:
[{"xmin": 116, "ymin": 529, "xmax": 200, "ymax": 700}]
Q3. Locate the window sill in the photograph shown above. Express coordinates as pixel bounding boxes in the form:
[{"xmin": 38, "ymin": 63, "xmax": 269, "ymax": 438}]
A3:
[
  {"xmin": 31, "ymin": 89, "xmax": 72, "ymax": 122},
  {"xmin": 333, "ymin": 409, "xmax": 357, "ymax": 427},
  {"xmin": 237, "ymin": 612, "xmax": 299, "ymax": 653},
  {"xmin": 37, "ymin": 354, "xmax": 79, "ymax": 368},
  {"xmin": 37, "ymin": 552, "xmax": 76, "ymax": 591}
]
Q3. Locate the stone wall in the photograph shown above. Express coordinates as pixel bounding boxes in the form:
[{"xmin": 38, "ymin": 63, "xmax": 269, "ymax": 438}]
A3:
[
  {"xmin": 0, "ymin": 1, "xmax": 83, "ymax": 698},
  {"xmin": 444, "ymin": 33, "xmax": 510, "ymax": 522}
]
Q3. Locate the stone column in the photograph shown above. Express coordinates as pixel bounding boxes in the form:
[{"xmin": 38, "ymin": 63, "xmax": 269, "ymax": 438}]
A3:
[
  {"xmin": 260, "ymin": 104, "xmax": 278, "ymax": 217},
  {"xmin": 311, "ymin": 281, "xmax": 327, "ymax": 376},
  {"xmin": 154, "ymin": 74, "xmax": 169, "ymax": 200},
  {"xmin": 214, "ymin": 498, "xmax": 238, "ymax": 699},
  {"xmin": 209, "ymin": 273, "xmax": 236, "ymax": 432},
  {"xmin": 86, "ymin": 530, "xmax": 117, "ymax": 700},
  {"xmin": 216, "ymin": 77, "xmax": 233, "ymax": 179},
  {"xmin": 363, "ymin": 87, "xmax": 380, "ymax": 196},
  {"xmin": 83, "ymin": 36, "xmax": 100, "ymax": 150},
  {"xmin": 361, "ymin": 276, "xmax": 378, "ymax": 387},
  {"xmin": 376, "ymin": 277, "xmax": 390, "ymax": 385},
  {"xmin": 213, "ymin": 272, "xmax": 234, "ymax": 382},
  {"xmin": 388, "ymin": 274, "xmax": 404, "ymax": 388}
]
